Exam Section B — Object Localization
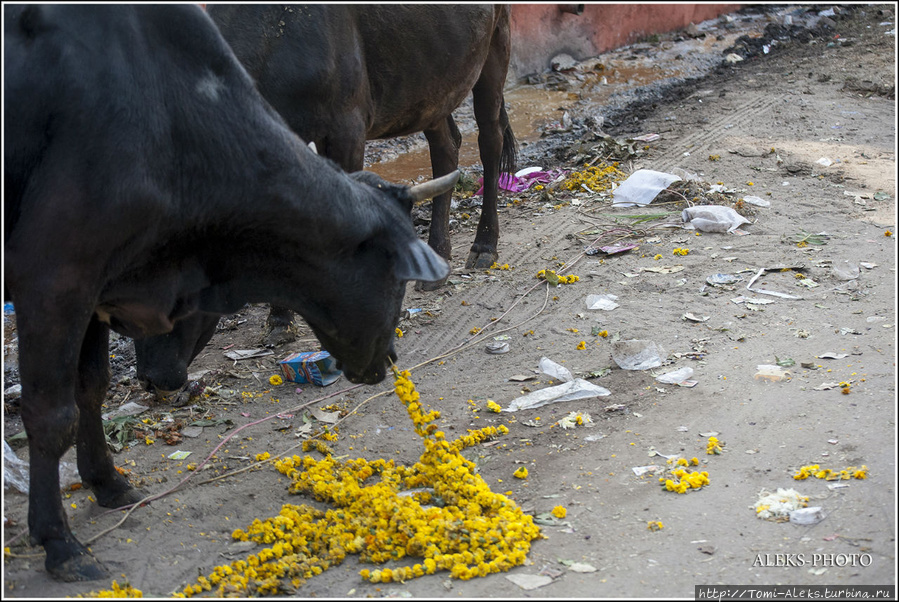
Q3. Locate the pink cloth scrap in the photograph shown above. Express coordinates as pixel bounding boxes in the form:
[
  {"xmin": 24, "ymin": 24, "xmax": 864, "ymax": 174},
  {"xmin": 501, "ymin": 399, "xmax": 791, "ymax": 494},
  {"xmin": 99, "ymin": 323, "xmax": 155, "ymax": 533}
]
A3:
[{"xmin": 475, "ymin": 169, "xmax": 568, "ymax": 196}]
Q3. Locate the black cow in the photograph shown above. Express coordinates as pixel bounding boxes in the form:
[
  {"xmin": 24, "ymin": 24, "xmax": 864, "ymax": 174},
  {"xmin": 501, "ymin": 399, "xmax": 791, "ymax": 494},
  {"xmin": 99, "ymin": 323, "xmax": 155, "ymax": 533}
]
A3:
[
  {"xmin": 3, "ymin": 4, "xmax": 456, "ymax": 581},
  {"xmin": 135, "ymin": 4, "xmax": 518, "ymax": 397}
]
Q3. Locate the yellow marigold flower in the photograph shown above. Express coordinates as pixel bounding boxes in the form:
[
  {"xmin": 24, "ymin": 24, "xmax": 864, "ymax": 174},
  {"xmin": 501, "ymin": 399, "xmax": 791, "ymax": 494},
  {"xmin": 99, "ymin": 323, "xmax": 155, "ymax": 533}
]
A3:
[
  {"xmin": 513, "ymin": 467, "xmax": 528, "ymax": 479},
  {"xmin": 885, "ymin": 230, "xmax": 892, "ymax": 237},
  {"xmin": 654, "ymin": 254, "xmax": 662, "ymax": 260},
  {"xmin": 269, "ymin": 374, "xmax": 283, "ymax": 386},
  {"xmin": 706, "ymin": 436, "xmax": 723, "ymax": 455},
  {"xmin": 470, "ymin": 326, "xmax": 481, "ymax": 335},
  {"xmin": 551, "ymin": 506, "xmax": 567, "ymax": 519},
  {"xmin": 395, "ymin": 327, "xmax": 404, "ymax": 338},
  {"xmin": 255, "ymin": 452, "xmax": 271, "ymax": 462},
  {"xmin": 576, "ymin": 341, "xmax": 586, "ymax": 350},
  {"xmin": 647, "ymin": 521, "xmax": 664, "ymax": 531},
  {"xmin": 852, "ymin": 466, "xmax": 868, "ymax": 479},
  {"xmin": 486, "ymin": 400, "xmax": 502, "ymax": 413}
]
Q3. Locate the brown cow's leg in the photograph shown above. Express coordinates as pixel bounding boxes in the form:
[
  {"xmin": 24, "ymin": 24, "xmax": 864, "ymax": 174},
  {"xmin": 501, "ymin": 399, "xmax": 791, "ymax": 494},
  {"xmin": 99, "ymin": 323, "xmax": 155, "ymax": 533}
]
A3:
[
  {"xmin": 418, "ymin": 115, "xmax": 462, "ymax": 290},
  {"xmin": 16, "ymin": 304, "xmax": 108, "ymax": 581},
  {"xmin": 76, "ymin": 317, "xmax": 144, "ymax": 509},
  {"xmin": 467, "ymin": 10, "xmax": 515, "ymax": 270},
  {"xmin": 263, "ymin": 305, "xmax": 295, "ymax": 347}
]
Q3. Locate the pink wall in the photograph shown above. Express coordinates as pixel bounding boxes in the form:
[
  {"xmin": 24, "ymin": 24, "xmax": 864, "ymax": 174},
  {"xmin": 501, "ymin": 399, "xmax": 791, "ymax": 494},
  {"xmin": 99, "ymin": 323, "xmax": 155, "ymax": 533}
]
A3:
[{"xmin": 509, "ymin": 4, "xmax": 742, "ymax": 77}]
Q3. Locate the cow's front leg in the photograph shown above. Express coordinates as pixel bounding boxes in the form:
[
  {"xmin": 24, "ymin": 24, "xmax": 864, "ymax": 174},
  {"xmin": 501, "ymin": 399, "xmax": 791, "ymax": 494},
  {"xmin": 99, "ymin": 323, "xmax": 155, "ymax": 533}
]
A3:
[
  {"xmin": 16, "ymin": 304, "xmax": 108, "ymax": 581},
  {"xmin": 76, "ymin": 317, "xmax": 145, "ymax": 509},
  {"xmin": 418, "ymin": 116, "xmax": 462, "ymax": 291}
]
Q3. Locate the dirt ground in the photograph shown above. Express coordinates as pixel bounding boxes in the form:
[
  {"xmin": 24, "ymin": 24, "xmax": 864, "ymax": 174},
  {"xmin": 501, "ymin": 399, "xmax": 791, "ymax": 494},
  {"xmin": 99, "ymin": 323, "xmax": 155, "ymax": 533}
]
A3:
[{"xmin": 3, "ymin": 4, "xmax": 896, "ymax": 599}]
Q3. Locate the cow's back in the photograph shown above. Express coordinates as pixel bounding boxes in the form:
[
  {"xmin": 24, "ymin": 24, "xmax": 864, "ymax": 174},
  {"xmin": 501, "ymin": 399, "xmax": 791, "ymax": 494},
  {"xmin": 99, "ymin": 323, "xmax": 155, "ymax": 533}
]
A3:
[{"xmin": 207, "ymin": 4, "xmax": 505, "ymax": 145}]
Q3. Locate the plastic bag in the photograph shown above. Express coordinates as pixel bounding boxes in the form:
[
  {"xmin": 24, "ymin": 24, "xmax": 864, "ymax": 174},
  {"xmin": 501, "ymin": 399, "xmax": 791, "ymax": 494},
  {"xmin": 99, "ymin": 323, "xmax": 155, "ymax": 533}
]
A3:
[{"xmin": 682, "ymin": 205, "xmax": 750, "ymax": 233}]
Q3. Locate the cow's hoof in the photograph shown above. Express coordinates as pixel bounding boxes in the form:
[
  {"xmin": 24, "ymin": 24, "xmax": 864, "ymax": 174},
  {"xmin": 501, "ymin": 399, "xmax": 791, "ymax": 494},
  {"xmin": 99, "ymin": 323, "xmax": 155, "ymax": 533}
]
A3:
[
  {"xmin": 45, "ymin": 540, "xmax": 108, "ymax": 582},
  {"xmin": 464, "ymin": 250, "xmax": 498, "ymax": 270},
  {"xmin": 94, "ymin": 481, "xmax": 146, "ymax": 509},
  {"xmin": 263, "ymin": 325, "xmax": 295, "ymax": 347},
  {"xmin": 415, "ymin": 277, "xmax": 446, "ymax": 292}
]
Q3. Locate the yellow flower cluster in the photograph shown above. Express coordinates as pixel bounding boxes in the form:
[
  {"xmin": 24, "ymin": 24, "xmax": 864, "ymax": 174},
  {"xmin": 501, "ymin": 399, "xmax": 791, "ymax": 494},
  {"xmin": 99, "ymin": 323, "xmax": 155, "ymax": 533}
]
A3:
[
  {"xmin": 490, "ymin": 262, "xmax": 512, "ymax": 270},
  {"xmin": 576, "ymin": 341, "xmax": 586, "ymax": 350},
  {"xmin": 660, "ymin": 468, "xmax": 710, "ymax": 494},
  {"xmin": 395, "ymin": 328, "xmax": 404, "ymax": 338},
  {"xmin": 706, "ymin": 436, "xmax": 723, "ymax": 455},
  {"xmin": 672, "ymin": 248, "xmax": 689, "ymax": 256},
  {"xmin": 177, "ymin": 369, "xmax": 540, "ymax": 596},
  {"xmin": 486, "ymin": 400, "xmax": 502, "ymax": 413},
  {"xmin": 793, "ymin": 464, "xmax": 868, "ymax": 481},
  {"xmin": 535, "ymin": 269, "xmax": 579, "ymax": 285},
  {"xmin": 513, "ymin": 467, "xmax": 529, "ymax": 479},
  {"xmin": 647, "ymin": 521, "xmax": 664, "ymax": 531},
  {"xmin": 551, "ymin": 506, "xmax": 566, "ymax": 519},
  {"xmin": 563, "ymin": 163, "xmax": 626, "ymax": 193},
  {"xmin": 77, "ymin": 580, "xmax": 143, "ymax": 598},
  {"xmin": 269, "ymin": 375, "xmax": 284, "ymax": 386}
]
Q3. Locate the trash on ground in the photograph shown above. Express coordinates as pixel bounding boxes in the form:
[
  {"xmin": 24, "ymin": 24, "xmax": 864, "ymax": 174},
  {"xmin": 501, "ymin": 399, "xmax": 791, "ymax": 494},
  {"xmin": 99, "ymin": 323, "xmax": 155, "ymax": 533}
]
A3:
[
  {"xmin": 754, "ymin": 364, "xmax": 792, "ymax": 382},
  {"xmin": 746, "ymin": 266, "xmax": 804, "ymax": 299},
  {"xmin": 655, "ymin": 366, "xmax": 695, "ymax": 385},
  {"xmin": 790, "ymin": 507, "xmax": 826, "ymax": 526},
  {"xmin": 816, "ymin": 157, "xmax": 834, "ymax": 167},
  {"xmin": 832, "ymin": 261, "xmax": 860, "ymax": 281},
  {"xmin": 539, "ymin": 357, "xmax": 573, "ymax": 382},
  {"xmin": 4, "ymin": 440, "xmax": 80, "ymax": 494},
  {"xmin": 642, "ymin": 265, "xmax": 685, "ymax": 274},
  {"xmin": 682, "ymin": 312, "xmax": 709, "ymax": 322},
  {"xmin": 508, "ymin": 374, "xmax": 537, "ymax": 382},
  {"xmin": 586, "ymin": 293, "xmax": 619, "ymax": 311},
  {"xmin": 632, "ymin": 465, "xmax": 662, "ymax": 477},
  {"xmin": 557, "ymin": 411, "xmax": 593, "ymax": 429},
  {"xmin": 591, "ymin": 243, "xmax": 639, "ymax": 255},
  {"xmin": 566, "ymin": 562, "xmax": 598, "ymax": 573},
  {"xmin": 101, "ymin": 401, "xmax": 150, "ymax": 421},
  {"xmin": 505, "ymin": 574, "xmax": 553, "ymax": 590},
  {"xmin": 224, "ymin": 348, "xmax": 275, "ymax": 361},
  {"xmin": 682, "ymin": 205, "xmax": 751, "ymax": 233},
  {"xmin": 792, "ymin": 230, "xmax": 830, "ymax": 245},
  {"xmin": 707, "ymin": 273, "xmax": 743, "ymax": 286},
  {"xmin": 611, "ymin": 169, "xmax": 681, "ymax": 207},
  {"xmin": 611, "ymin": 340, "xmax": 665, "ymax": 370},
  {"xmin": 753, "ymin": 488, "xmax": 809, "ymax": 521},
  {"xmin": 742, "ymin": 195, "xmax": 771, "ymax": 207},
  {"xmin": 503, "ymin": 379, "xmax": 611, "ymax": 412},
  {"xmin": 814, "ymin": 382, "xmax": 844, "ymax": 391},
  {"xmin": 167, "ymin": 450, "xmax": 192, "ymax": 461},
  {"xmin": 486, "ymin": 341, "xmax": 511, "ymax": 354},
  {"xmin": 584, "ymin": 433, "xmax": 605, "ymax": 442},
  {"xmin": 731, "ymin": 296, "xmax": 774, "ymax": 305},
  {"xmin": 279, "ymin": 351, "xmax": 342, "ymax": 386}
]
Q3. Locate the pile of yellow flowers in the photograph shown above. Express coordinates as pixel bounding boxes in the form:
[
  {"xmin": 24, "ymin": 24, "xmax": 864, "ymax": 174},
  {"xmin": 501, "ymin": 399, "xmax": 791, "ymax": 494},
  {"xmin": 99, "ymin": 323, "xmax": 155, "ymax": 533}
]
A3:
[
  {"xmin": 536, "ymin": 269, "xmax": 579, "ymax": 285},
  {"xmin": 672, "ymin": 248, "xmax": 689, "ymax": 256},
  {"xmin": 77, "ymin": 580, "xmax": 143, "ymax": 598},
  {"xmin": 658, "ymin": 457, "xmax": 709, "ymax": 494},
  {"xmin": 793, "ymin": 464, "xmax": 868, "ymax": 481},
  {"xmin": 706, "ymin": 436, "xmax": 724, "ymax": 455},
  {"xmin": 563, "ymin": 163, "xmax": 627, "ymax": 193},
  {"xmin": 176, "ymin": 368, "xmax": 542, "ymax": 596}
]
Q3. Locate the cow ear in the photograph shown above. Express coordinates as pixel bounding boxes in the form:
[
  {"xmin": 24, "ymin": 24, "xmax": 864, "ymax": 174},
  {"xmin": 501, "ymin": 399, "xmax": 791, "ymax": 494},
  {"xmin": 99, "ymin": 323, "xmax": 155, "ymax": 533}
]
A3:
[{"xmin": 394, "ymin": 238, "xmax": 450, "ymax": 283}]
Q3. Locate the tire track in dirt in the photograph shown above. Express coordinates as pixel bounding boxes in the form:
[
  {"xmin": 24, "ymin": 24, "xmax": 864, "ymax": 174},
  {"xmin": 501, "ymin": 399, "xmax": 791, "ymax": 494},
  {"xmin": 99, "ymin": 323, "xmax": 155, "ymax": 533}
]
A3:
[{"xmin": 651, "ymin": 94, "xmax": 782, "ymax": 171}]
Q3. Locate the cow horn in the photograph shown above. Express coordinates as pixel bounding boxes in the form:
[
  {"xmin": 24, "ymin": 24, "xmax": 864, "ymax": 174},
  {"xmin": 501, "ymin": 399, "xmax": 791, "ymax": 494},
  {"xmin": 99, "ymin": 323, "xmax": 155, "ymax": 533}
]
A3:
[{"xmin": 408, "ymin": 170, "xmax": 460, "ymax": 202}]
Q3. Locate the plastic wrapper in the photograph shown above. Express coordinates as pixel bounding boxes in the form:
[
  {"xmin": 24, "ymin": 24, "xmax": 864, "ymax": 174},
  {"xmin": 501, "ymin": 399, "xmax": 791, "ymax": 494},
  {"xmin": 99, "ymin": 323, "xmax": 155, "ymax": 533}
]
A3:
[
  {"xmin": 503, "ymin": 379, "xmax": 611, "ymax": 412},
  {"xmin": 682, "ymin": 205, "xmax": 751, "ymax": 233},
  {"xmin": 611, "ymin": 340, "xmax": 666, "ymax": 371}
]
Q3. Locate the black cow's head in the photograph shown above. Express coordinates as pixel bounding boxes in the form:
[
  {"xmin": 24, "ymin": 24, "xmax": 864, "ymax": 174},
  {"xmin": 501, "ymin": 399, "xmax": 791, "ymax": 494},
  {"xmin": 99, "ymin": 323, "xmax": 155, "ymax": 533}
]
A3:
[{"xmin": 284, "ymin": 170, "xmax": 456, "ymax": 384}]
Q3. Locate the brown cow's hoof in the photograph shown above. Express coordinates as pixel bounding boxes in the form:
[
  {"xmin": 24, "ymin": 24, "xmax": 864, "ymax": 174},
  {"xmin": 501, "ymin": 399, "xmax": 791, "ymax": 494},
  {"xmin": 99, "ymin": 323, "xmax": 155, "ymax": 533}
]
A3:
[
  {"xmin": 45, "ymin": 539, "xmax": 108, "ymax": 582},
  {"xmin": 263, "ymin": 324, "xmax": 295, "ymax": 348},
  {"xmin": 464, "ymin": 249, "xmax": 498, "ymax": 270}
]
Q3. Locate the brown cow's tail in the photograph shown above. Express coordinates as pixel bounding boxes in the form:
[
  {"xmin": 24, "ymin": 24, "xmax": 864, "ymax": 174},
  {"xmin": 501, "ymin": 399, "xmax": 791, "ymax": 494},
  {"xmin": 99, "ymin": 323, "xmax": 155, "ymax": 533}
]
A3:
[{"xmin": 500, "ymin": 104, "xmax": 518, "ymax": 176}]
